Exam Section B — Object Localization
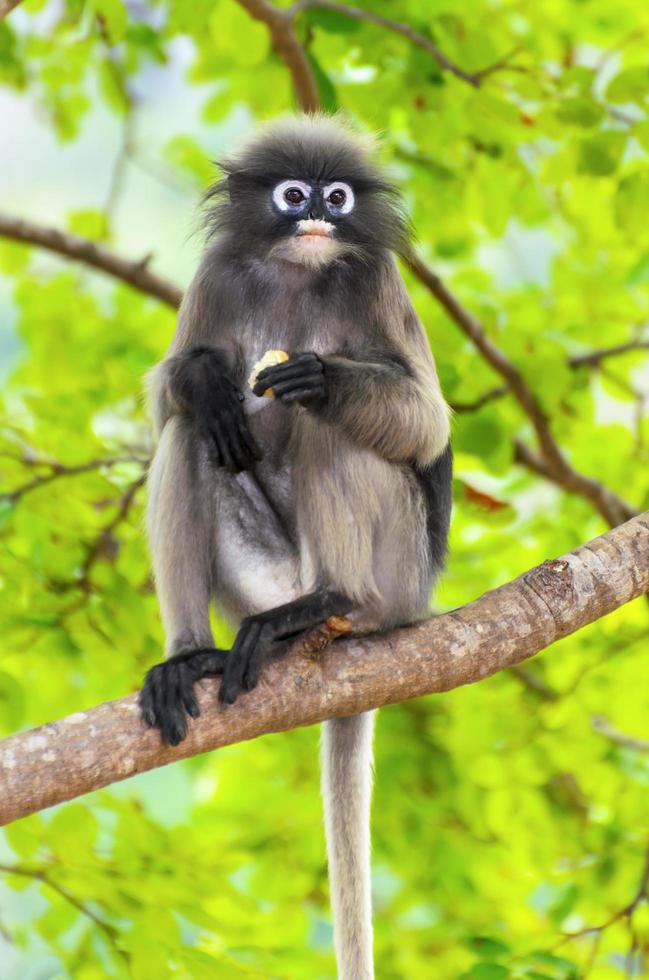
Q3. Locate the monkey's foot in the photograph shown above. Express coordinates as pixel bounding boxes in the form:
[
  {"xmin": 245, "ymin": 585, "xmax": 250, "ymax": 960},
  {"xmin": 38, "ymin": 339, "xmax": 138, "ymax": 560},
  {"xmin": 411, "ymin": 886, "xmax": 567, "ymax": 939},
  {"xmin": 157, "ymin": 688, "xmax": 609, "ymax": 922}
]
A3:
[
  {"xmin": 139, "ymin": 648, "xmax": 227, "ymax": 746},
  {"xmin": 219, "ymin": 590, "xmax": 353, "ymax": 705}
]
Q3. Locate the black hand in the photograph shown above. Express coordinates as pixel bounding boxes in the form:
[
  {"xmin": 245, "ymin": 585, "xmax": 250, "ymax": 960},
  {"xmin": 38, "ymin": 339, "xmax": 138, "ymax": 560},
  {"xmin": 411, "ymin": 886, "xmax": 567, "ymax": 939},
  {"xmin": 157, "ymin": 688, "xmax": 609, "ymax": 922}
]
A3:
[
  {"xmin": 139, "ymin": 648, "xmax": 228, "ymax": 746},
  {"xmin": 253, "ymin": 352, "xmax": 327, "ymax": 408},
  {"xmin": 170, "ymin": 347, "xmax": 262, "ymax": 472}
]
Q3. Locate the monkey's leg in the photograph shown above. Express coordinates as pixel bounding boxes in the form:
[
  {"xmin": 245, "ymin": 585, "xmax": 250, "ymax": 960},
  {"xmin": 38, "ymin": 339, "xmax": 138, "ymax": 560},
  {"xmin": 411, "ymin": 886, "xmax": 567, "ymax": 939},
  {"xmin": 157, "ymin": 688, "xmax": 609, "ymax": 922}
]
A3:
[
  {"xmin": 140, "ymin": 416, "xmax": 227, "ymax": 745},
  {"xmin": 218, "ymin": 589, "xmax": 353, "ymax": 705}
]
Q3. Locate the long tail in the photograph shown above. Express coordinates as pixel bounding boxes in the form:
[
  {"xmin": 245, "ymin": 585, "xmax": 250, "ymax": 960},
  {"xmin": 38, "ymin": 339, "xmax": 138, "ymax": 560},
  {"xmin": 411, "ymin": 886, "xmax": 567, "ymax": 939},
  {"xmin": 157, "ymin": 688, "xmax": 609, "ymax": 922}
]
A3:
[{"xmin": 321, "ymin": 711, "xmax": 376, "ymax": 980}]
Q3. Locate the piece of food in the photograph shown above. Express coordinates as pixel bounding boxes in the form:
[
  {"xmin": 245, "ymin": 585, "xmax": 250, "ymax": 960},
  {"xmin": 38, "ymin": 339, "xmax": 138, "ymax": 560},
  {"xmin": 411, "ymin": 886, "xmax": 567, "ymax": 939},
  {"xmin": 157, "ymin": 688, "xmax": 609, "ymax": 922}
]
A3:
[{"xmin": 248, "ymin": 349, "xmax": 289, "ymax": 398}]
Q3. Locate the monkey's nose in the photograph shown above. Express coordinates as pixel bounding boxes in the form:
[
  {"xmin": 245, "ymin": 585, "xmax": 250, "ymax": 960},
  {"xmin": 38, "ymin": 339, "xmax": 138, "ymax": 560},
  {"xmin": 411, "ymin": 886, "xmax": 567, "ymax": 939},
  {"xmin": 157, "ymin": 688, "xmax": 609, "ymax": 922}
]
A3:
[{"xmin": 307, "ymin": 209, "xmax": 316, "ymax": 220}]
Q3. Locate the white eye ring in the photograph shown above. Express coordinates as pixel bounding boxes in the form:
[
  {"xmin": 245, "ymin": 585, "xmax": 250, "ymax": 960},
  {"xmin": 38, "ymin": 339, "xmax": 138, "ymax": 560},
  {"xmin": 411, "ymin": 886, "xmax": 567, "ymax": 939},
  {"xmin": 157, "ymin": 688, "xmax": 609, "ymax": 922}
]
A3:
[
  {"xmin": 324, "ymin": 181, "xmax": 354, "ymax": 214},
  {"xmin": 272, "ymin": 179, "xmax": 312, "ymax": 211}
]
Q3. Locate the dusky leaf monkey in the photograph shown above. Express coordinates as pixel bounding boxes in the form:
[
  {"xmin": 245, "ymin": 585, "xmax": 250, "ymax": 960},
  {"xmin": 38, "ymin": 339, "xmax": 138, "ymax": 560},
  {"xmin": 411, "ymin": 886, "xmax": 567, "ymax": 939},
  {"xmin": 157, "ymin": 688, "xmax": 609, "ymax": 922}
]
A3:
[{"xmin": 139, "ymin": 115, "xmax": 452, "ymax": 980}]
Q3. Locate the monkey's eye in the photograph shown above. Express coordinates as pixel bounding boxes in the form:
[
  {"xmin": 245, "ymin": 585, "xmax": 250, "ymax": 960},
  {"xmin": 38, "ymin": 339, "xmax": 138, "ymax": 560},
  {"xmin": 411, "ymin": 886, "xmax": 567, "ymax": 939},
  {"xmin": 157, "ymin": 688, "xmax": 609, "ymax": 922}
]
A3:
[
  {"xmin": 324, "ymin": 182, "xmax": 354, "ymax": 215},
  {"xmin": 285, "ymin": 187, "xmax": 305, "ymax": 205},
  {"xmin": 272, "ymin": 179, "xmax": 311, "ymax": 212}
]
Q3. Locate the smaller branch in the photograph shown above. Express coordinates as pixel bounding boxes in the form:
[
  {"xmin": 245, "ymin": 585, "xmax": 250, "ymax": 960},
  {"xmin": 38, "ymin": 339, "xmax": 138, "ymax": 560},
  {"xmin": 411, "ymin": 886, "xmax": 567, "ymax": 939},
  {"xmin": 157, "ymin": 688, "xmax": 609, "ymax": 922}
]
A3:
[
  {"xmin": 1, "ymin": 454, "xmax": 148, "ymax": 505},
  {"xmin": 77, "ymin": 474, "xmax": 147, "ymax": 590},
  {"xmin": 592, "ymin": 715, "xmax": 649, "ymax": 753},
  {"xmin": 0, "ymin": 214, "xmax": 182, "ymax": 308},
  {"xmin": 569, "ymin": 340, "xmax": 649, "ymax": 369},
  {"xmin": 0, "ymin": 863, "xmax": 127, "ymax": 960},
  {"xmin": 450, "ymin": 386, "xmax": 507, "ymax": 413},
  {"xmin": 560, "ymin": 841, "xmax": 649, "ymax": 946},
  {"xmin": 290, "ymin": 0, "xmax": 479, "ymax": 87},
  {"xmin": 235, "ymin": 0, "xmax": 321, "ymax": 112}
]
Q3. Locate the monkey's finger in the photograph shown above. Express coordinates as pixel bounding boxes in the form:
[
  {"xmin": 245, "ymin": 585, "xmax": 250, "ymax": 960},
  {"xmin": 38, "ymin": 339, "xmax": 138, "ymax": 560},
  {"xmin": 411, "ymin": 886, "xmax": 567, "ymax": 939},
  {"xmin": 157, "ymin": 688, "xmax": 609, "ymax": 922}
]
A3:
[
  {"xmin": 280, "ymin": 387, "xmax": 326, "ymax": 404},
  {"xmin": 209, "ymin": 420, "xmax": 236, "ymax": 472},
  {"xmin": 255, "ymin": 358, "xmax": 322, "ymax": 383},
  {"xmin": 242, "ymin": 643, "xmax": 267, "ymax": 692},
  {"xmin": 234, "ymin": 415, "xmax": 263, "ymax": 460},
  {"xmin": 178, "ymin": 662, "xmax": 200, "ymax": 719},
  {"xmin": 138, "ymin": 675, "xmax": 157, "ymax": 728},
  {"xmin": 161, "ymin": 666, "xmax": 188, "ymax": 746},
  {"xmin": 219, "ymin": 621, "xmax": 264, "ymax": 704},
  {"xmin": 271, "ymin": 377, "xmax": 324, "ymax": 398},
  {"xmin": 253, "ymin": 361, "xmax": 322, "ymax": 393}
]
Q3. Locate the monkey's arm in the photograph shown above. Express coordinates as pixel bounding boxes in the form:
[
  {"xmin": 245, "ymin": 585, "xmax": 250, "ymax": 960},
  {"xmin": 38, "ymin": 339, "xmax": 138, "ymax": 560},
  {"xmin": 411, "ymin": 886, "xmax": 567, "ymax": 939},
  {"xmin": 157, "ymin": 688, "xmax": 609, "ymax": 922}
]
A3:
[
  {"xmin": 255, "ymin": 350, "xmax": 449, "ymax": 467},
  {"xmin": 147, "ymin": 268, "xmax": 260, "ymax": 471}
]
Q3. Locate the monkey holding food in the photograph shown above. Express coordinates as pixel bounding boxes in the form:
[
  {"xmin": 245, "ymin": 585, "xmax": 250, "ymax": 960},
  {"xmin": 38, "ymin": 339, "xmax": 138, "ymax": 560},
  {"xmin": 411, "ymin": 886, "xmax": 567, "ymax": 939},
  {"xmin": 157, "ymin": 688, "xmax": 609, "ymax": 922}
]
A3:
[{"xmin": 139, "ymin": 115, "xmax": 452, "ymax": 980}]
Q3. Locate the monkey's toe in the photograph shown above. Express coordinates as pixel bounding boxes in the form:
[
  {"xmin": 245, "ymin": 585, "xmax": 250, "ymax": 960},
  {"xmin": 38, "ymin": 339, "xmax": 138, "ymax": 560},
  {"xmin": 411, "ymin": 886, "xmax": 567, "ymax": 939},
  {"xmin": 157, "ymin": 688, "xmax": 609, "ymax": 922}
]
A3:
[
  {"xmin": 219, "ymin": 620, "xmax": 271, "ymax": 704},
  {"xmin": 139, "ymin": 648, "xmax": 227, "ymax": 745}
]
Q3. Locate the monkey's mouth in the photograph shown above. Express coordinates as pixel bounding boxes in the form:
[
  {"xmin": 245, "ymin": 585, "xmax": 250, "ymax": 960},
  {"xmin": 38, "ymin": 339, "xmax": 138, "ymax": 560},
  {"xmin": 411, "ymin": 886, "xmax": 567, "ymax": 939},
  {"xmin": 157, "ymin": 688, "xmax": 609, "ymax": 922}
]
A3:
[{"xmin": 296, "ymin": 219, "xmax": 335, "ymax": 239}]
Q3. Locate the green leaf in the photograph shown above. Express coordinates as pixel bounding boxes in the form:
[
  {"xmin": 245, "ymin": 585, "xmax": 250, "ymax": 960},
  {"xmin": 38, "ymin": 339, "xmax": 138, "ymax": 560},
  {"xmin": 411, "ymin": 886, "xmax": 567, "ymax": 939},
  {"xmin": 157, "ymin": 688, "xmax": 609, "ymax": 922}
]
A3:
[
  {"xmin": 577, "ymin": 131, "xmax": 627, "ymax": 176},
  {"xmin": 614, "ymin": 171, "xmax": 649, "ymax": 234},
  {"xmin": 164, "ymin": 135, "xmax": 214, "ymax": 186},
  {"xmin": 627, "ymin": 248, "xmax": 649, "ymax": 286},
  {"xmin": 606, "ymin": 66, "xmax": 649, "ymax": 105},
  {"xmin": 67, "ymin": 209, "xmax": 108, "ymax": 240},
  {"xmin": 556, "ymin": 97, "xmax": 604, "ymax": 128},
  {"xmin": 304, "ymin": 8, "xmax": 361, "ymax": 33}
]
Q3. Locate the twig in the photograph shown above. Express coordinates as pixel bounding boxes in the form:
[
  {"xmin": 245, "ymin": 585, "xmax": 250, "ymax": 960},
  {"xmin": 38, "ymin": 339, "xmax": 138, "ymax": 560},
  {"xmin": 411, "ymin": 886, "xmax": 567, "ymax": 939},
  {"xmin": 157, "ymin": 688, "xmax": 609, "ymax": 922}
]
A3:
[
  {"xmin": 0, "ymin": 862, "xmax": 128, "ymax": 962},
  {"xmin": 592, "ymin": 715, "xmax": 649, "ymax": 753},
  {"xmin": 1, "ymin": 454, "xmax": 148, "ymax": 505},
  {"xmin": 569, "ymin": 340, "xmax": 649, "ymax": 368},
  {"xmin": 1, "ymin": 510, "xmax": 647, "ymax": 825},
  {"xmin": 77, "ymin": 474, "xmax": 147, "ymax": 591}
]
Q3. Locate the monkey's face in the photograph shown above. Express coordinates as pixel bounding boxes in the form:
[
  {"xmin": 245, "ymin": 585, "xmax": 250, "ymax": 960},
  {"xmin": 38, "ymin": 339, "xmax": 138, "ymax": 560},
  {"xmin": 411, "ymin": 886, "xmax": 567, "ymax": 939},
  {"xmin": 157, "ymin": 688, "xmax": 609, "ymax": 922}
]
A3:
[
  {"xmin": 265, "ymin": 178, "xmax": 357, "ymax": 268},
  {"xmin": 208, "ymin": 116, "xmax": 410, "ymax": 267}
]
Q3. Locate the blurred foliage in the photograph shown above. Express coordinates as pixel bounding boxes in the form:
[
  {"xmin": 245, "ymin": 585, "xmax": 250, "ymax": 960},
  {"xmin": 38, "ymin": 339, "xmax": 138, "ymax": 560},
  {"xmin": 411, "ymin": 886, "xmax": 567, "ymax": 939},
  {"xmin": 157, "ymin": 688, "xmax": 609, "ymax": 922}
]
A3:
[{"xmin": 1, "ymin": 0, "xmax": 649, "ymax": 977}]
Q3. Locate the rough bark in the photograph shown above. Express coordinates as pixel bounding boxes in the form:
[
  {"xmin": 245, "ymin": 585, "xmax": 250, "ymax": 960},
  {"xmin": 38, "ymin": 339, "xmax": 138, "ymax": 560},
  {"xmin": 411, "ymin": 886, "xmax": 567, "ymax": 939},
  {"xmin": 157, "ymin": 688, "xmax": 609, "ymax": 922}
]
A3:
[{"xmin": 1, "ymin": 512, "xmax": 647, "ymax": 826}]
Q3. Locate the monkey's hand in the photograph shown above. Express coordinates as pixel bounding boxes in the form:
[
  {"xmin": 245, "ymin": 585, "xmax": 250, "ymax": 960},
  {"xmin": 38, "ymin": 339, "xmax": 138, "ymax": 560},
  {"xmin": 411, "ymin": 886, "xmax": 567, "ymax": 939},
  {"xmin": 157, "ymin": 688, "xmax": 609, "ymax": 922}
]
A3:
[
  {"xmin": 252, "ymin": 352, "xmax": 326, "ymax": 408},
  {"xmin": 139, "ymin": 648, "xmax": 228, "ymax": 746},
  {"xmin": 169, "ymin": 347, "xmax": 262, "ymax": 472}
]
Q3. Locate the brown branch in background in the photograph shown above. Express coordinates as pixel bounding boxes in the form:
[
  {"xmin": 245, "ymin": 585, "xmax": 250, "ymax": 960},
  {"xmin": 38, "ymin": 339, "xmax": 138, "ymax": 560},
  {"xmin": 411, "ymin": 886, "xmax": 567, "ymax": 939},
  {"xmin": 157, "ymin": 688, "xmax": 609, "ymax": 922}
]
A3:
[
  {"xmin": 288, "ymin": 0, "xmax": 479, "ymax": 87},
  {"xmin": 452, "ymin": 339, "xmax": 649, "ymax": 413},
  {"xmin": 1, "ymin": 510, "xmax": 647, "ymax": 826},
  {"xmin": 406, "ymin": 251, "xmax": 637, "ymax": 527},
  {"xmin": 0, "ymin": 453, "xmax": 148, "ymax": 505},
  {"xmin": 592, "ymin": 715, "xmax": 649, "ymax": 753},
  {"xmin": 0, "ymin": 0, "xmax": 23, "ymax": 19},
  {"xmin": 450, "ymin": 385, "xmax": 508, "ymax": 413},
  {"xmin": 569, "ymin": 339, "xmax": 649, "ymax": 368},
  {"xmin": 76, "ymin": 474, "xmax": 147, "ymax": 592},
  {"xmin": 235, "ymin": 0, "xmax": 321, "ymax": 112},
  {"xmin": 0, "ymin": 214, "xmax": 182, "ymax": 308}
]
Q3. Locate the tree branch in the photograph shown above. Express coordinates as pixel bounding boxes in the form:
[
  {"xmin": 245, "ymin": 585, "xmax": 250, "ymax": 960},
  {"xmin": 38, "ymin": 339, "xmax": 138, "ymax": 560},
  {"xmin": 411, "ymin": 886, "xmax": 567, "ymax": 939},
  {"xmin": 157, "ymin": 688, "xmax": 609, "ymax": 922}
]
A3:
[
  {"xmin": 406, "ymin": 251, "xmax": 637, "ymax": 527},
  {"xmin": 569, "ymin": 339, "xmax": 649, "ymax": 368},
  {"xmin": 289, "ymin": 0, "xmax": 480, "ymax": 87},
  {"xmin": 0, "ymin": 0, "xmax": 23, "ymax": 19},
  {"xmin": 1, "ymin": 511, "xmax": 647, "ymax": 826},
  {"xmin": 235, "ymin": 0, "xmax": 321, "ymax": 112},
  {"xmin": 0, "ymin": 214, "xmax": 182, "ymax": 308}
]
